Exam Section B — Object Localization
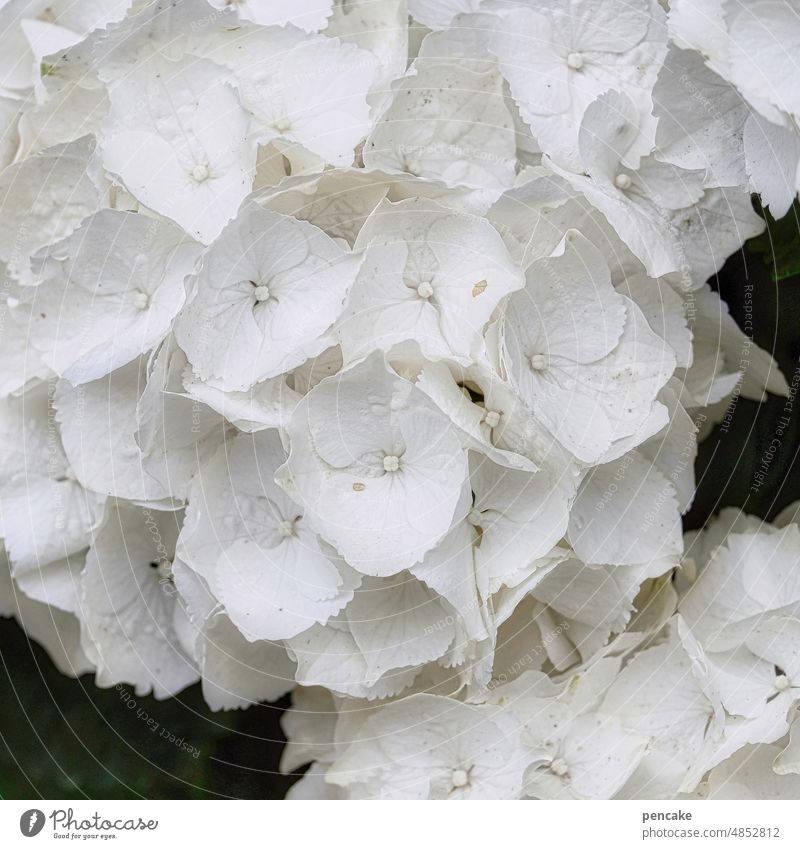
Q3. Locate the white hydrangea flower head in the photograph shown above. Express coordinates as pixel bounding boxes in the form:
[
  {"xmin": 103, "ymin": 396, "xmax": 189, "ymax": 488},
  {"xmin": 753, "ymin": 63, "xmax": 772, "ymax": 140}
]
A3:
[{"xmin": 0, "ymin": 0, "xmax": 799, "ymax": 804}]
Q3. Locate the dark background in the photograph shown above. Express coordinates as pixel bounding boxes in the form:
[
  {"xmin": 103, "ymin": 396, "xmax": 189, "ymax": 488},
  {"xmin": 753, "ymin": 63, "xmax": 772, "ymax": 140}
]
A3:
[{"xmin": 1, "ymin": 204, "xmax": 799, "ymax": 800}]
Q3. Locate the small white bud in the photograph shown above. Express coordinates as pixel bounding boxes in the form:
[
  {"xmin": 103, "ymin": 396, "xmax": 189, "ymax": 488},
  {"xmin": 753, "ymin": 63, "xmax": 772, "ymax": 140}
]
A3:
[
  {"xmin": 529, "ymin": 353, "xmax": 548, "ymax": 371},
  {"xmin": 191, "ymin": 163, "xmax": 209, "ymax": 182},
  {"xmin": 417, "ymin": 280, "xmax": 434, "ymax": 299},
  {"xmin": 451, "ymin": 768, "xmax": 470, "ymax": 788},
  {"xmin": 253, "ymin": 285, "xmax": 271, "ymax": 302},
  {"xmin": 133, "ymin": 290, "xmax": 150, "ymax": 310},
  {"xmin": 483, "ymin": 409, "xmax": 501, "ymax": 429},
  {"xmin": 567, "ymin": 52, "xmax": 584, "ymax": 70},
  {"xmin": 614, "ymin": 172, "xmax": 633, "ymax": 191}
]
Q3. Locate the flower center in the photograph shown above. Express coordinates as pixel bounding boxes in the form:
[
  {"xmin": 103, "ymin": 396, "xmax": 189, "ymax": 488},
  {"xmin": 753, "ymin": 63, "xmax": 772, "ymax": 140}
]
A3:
[
  {"xmin": 614, "ymin": 172, "xmax": 632, "ymax": 191},
  {"xmin": 550, "ymin": 757, "xmax": 569, "ymax": 777},
  {"xmin": 451, "ymin": 768, "xmax": 470, "ymax": 788},
  {"xmin": 417, "ymin": 280, "xmax": 434, "ymax": 299},
  {"xmin": 150, "ymin": 559, "xmax": 173, "ymax": 582},
  {"xmin": 383, "ymin": 454, "xmax": 401, "ymax": 473},
  {"xmin": 253, "ymin": 284, "xmax": 271, "ymax": 302},
  {"xmin": 483, "ymin": 409, "xmax": 501, "ymax": 429},
  {"xmin": 191, "ymin": 163, "xmax": 210, "ymax": 183},
  {"xmin": 529, "ymin": 353, "xmax": 548, "ymax": 371},
  {"xmin": 775, "ymin": 674, "xmax": 791, "ymax": 691},
  {"xmin": 278, "ymin": 519, "xmax": 296, "ymax": 538},
  {"xmin": 133, "ymin": 290, "xmax": 150, "ymax": 310},
  {"xmin": 566, "ymin": 51, "xmax": 584, "ymax": 70},
  {"xmin": 274, "ymin": 116, "xmax": 292, "ymax": 133}
]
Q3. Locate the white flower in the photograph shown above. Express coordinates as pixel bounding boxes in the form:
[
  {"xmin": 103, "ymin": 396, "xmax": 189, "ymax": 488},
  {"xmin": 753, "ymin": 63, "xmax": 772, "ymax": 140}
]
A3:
[
  {"xmin": 324, "ymin": 0, "xmax": 408, "ymax": 119},
  {"xmin": 0, "ymin": 383, "xmax": 105, "ymax": 573},
  {"xmin": 176, "ymin": 202, "xmax": 361, "ymax": 391},
  {"xmin": 601, "ymin": 622, "xmax": 725, "ymax": 797},
  {"xmin": 704, "ymin": 744, "xmax": 800, "ymax": 799},
  {"xmin": 668, "ymin": 186, "xmax": 767, "ymax": 290},
  {"xmin": 468, "ymin": 453, "xmax": 573, "ymax": 593},
  {"xmin": 171, "ymin": 561, "xmax": 296, "ymax": 710},
  {"xmin": 415, "ymin": 361, "xmax": 540, "ymax": 472},
  {"xmin": 257, "ymin": 168, "xmax": 391, "ymax": 247},
  {"xmin": 279, "ymin": 686, "xmax": 338, "ymax": 777},
  {"xmin": 485, "ymin": 0, "xmax": 667, "ymax": 165},
  {"xmin": 0, "ymin": 545, "xmax": 92, "ymax": 677},
  {"xmin": 55, "ymin": 356, "xmax": 221, "ymax": 505},
  {"xmin": 677, "ymin": 518, "xmax": 800, "ymax": 735},
  {"xmin": 0, "ymin": 0, "xmax": 131, "ymax": 93},
  {"xmin": 547, "ymin": 91, "xmax": 706, "ymax": 277},
  {"xmin": 522, "ymin": 555, "xmax": 670, "ymax": 670},
  {"xmin": 500, "ymin": 231, "xmax": 675, "ymax": 462},
  {"xmin": 0, "ymin": 96, "xmax": 22, "ymax": 168},
  {"xmin": 178, "ymin": 429, "xmax": 359, "ymax": 642},
  {"xmin": 500, "ymin": 668, "xmax": 649, "ymax": 799},
  {"xmin": 326, "ymin": 693, "xmax": 531, "ymax": 799},
  {"xmin": 280, "ymin": 353, "xmax": 470, "ymax": 575},
  {"xmin": 680, "ymin": 523, "xmax": 800, "ymax": 651},
  {"xmin": 286, "ymin": 571, "xmax": 458, "ymax": 698},
  {"xmin": 568, "ymin": 450, "xmax": 683, "ymax": 566},
  {"xmin": 678, "ymin": 285, "xmax": 788, "ymax": 407},
  {"xmin": 100, "ymin": 54, "xmax": 257, "ymax": 244},
  {"xmin": 616, "ymin": 274, "xmax": 692, "ymax": 370},
  {"xmin": 667, "ymin": 0, "xmax": 730, "ymax": 76},
  {"xmin": 409, "ymin": 506, "xmax": 491, "ymax": 655},
  {"xmin": 16, "ymin": 210, "xmax": 201, "ymax": 385},
  {"xmin": 0, "ymin": 297, "xmax": 49, "ymax": 399},
  {"xmin": 726, "ymin": 1, "xmax": 800, "ymax": 124},
  {"xmin": 182, "ymin": 369, "xmax": 301, "ymax": 435},
  {"xmin": 338, "ymin": 197, "xmax": 523, "ymax": 365},
  {"xmin": 775, "ymin": 715, "xmax": 800, "ymax": 778},
  {"xmin": 0, "ymin": 135, "xmax": 103, "ymax": 282},
  {"xmin": 206, "ymin": 25, "xmax": 379, "ymax": 167},
  {"xmin": 530, "ymin": 712, "xmax": 647, "ymax": 799},
  {"xmin": 364, "ymin": 49, "xmax": 517, "ymax": 193},
  {"xmin": 653, "ymin": 46, "xmax": 749, "ymax": 190},
  {"xmin": 78, "ymin": 500, "xmax": 198, "ymax": 698}
]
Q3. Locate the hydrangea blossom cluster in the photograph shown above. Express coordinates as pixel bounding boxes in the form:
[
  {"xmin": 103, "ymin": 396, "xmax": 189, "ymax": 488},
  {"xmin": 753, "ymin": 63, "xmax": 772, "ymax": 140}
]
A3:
[
  {"xmin": 0, "ymin": 0, "xmax": 798, "ymax": 800},
  {"xmin": 284, "ymin": 507, "xmax": 800, "ymax": 799}
]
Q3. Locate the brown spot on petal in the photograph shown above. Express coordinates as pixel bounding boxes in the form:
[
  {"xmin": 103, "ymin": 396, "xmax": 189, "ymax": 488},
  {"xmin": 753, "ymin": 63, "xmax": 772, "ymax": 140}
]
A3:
[
  {"xmin": 352, "ymin": 482, "xmax": 366, "ymax": 492},
  {"xmin": 472, "ymin": 280, "xmax": 488, "ymax": 297}
]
